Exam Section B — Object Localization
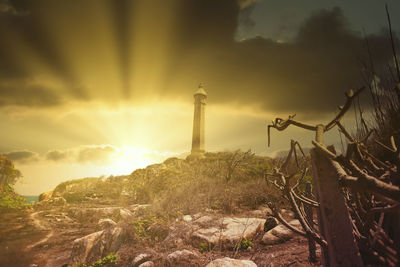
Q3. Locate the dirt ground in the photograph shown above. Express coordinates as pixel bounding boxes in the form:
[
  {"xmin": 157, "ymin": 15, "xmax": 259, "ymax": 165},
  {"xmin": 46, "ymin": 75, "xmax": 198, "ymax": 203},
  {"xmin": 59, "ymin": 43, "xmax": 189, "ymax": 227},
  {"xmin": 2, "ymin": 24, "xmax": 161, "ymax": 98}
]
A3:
[{"xmin": 0, "ymin": 208, "xmax": 322, "ymax": 267}]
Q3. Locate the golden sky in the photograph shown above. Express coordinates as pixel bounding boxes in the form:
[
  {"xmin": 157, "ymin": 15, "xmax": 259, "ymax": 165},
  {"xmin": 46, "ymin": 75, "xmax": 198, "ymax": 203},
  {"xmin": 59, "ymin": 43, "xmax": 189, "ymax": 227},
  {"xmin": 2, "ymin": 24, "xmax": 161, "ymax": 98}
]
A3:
[{"xmin": 0, "ymin": 0, "xmax": 398, "ymax": 194}]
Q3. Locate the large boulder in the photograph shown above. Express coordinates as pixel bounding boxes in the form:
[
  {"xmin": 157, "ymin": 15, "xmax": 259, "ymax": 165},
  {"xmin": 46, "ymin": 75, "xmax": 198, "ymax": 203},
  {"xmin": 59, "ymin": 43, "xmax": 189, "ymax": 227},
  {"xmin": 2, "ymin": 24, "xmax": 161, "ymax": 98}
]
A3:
[
  {"xmin": 67, "ymin": 207, "xmax": 121, "ymax": 223},
  {"xmin": 166, "ymin": 249, "xmax": 200, "ymax": 266},
  {"xmin": 98, "ymin": 219, "xmax": 117, "ymax": 230},
  {"xmin": 261, "ymin": 220, "xmax": 300, "ymax": 245},
  {"xmin": 38, "ymin": 190, "xmax": 53, "ymax": 201},
  {"xmin": 192, "ymin": 217, "xmax": 265, "ymax": 249},
  {"xmin": 34, "ymin": 196, "xmax": 67, "ymax": 210},
  {"xmin": 119, "ymin": 208, "xmax": 135, "ymax": 221},
  {"xmin": 131, "ymin": 253, "xmax": 152, "ymax": 267},
  {"xmin": 206, "ymin": 257, "xmax": 257, "ymax": 267},
  {"xmin": 70, "ymin": 227, "xmax": 124, "ymax": 265},
  {"xmin": 138, "ymin": 262, "xmax": 154, "ymax": 267}
]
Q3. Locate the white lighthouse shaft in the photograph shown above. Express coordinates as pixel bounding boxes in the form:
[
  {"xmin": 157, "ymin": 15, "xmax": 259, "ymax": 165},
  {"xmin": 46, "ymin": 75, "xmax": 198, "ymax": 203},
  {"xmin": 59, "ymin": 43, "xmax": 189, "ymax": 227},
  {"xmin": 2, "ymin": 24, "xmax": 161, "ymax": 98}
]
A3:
[{"xmin": 191, "ymin": 85, "xmax": 207, "ymax": 155}]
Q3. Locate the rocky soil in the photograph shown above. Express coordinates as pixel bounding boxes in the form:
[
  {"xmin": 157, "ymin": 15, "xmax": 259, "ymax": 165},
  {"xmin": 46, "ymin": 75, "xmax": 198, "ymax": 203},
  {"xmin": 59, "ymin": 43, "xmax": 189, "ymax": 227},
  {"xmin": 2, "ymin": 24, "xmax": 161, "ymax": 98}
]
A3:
[{"xmin": 0, "ymin": 199, "xmax": 321, "ymax": 267}]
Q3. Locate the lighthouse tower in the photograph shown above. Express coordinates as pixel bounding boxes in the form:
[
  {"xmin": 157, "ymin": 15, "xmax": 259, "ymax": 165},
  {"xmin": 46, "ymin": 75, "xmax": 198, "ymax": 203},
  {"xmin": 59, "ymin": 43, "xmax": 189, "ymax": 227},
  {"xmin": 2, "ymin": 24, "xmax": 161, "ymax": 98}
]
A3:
[{"xmin": 191, "ymin": 83, "xmax": 207, "ymax": 157}]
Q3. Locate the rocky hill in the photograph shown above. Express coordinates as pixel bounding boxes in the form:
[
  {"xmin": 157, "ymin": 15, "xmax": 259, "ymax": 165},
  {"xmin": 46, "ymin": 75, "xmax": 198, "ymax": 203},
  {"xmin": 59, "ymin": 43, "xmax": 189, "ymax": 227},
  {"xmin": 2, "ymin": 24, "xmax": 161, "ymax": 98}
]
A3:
[{"xmin": 1, "ymin": 151, "xmax": 320, "ymax": 266}]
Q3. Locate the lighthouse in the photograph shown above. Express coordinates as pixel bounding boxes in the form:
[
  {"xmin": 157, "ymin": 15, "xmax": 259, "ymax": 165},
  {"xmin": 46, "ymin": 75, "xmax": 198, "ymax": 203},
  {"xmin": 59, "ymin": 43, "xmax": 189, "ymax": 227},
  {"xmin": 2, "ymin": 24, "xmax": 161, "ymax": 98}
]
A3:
[{"xmin": 191, "ymin": 83, "xmax": 207, "ymax": 157}]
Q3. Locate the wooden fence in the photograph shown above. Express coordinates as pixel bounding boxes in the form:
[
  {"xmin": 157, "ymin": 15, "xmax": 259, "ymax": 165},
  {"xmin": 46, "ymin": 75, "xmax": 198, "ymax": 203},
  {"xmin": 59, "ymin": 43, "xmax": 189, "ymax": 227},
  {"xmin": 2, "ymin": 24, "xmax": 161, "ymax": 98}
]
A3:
[{"xmin": 267, "ymin": 88, "xmax": 400, "ymax": 266}]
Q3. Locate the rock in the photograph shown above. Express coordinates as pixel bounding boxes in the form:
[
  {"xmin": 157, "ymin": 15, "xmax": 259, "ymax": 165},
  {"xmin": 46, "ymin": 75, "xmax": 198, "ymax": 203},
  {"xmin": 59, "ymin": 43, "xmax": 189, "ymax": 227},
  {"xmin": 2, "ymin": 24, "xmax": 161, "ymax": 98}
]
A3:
[
  {"xmin": 249, "ymin": 206, "xmax": 272, "ymax": 218},
  {"xmin": 264, "ymin": 217, "xmax": 278, "ymax": 232},
  {"xmin": 52, "ymin": 197, "xmax": 67, "ymax": 206},
  {"xmin": 38, "ymin": 190, "xmax": 53, "ymax": 201},
  {"xmin": 138, "ymin": 261, "xmax": 154, "ymax": 267},
  {"xmin": 128, "ymin": 204, "xmax": 151, "ymax": 215},
  {"xmin": 261, "ymin": 222, "xmax": 297, "ymax": 245},
  {"xmin": 192, "ymin": 217, "xmax": 265, "ymax": 249},
  {"xmin": 98, "ymin": 218, "xmax": 117, "ymax": 230},
  {"xmin": 70, "ymin": 227, "xmax": 124, "ymax": 265},
  {"xmin": 34, "ymin": 197, "xmax": 67, "ymax": 210},
  {"xmin": 131, "ymin": 253, "xmax": 152, "ymax": 267},
  {"xmin": 270, "ymin": 225, "xmax": 293, "ymax": 239},
  {"xmin": 280, "ymin": 209, "xmax": 295, "ymax": 219},
  {"xmin": 206, "ymin": 257, "xmax": 257, "ymax": 267},
  {"xmin": 193, "ymin": 215, "xmax": 213, "ymax": 226},
  {"xmin": 183, "ymin": 215, "xmax": 193, "ymax": 222},
  {"xmin": 119, "ymin": 208, "xmax": 134, "ymax": 221},
  {"xmin": 67, "ymin": 207, "xmax": 121, "ymax": 223},
  {"xmin": 166, "ymin": 249, "xmax": 199, "ymax": 266},
  {"xmin": 192, "ymin": 213, "xmax": 203, "ymax": 220},
  {"xmin": 261, "ymin": 232, "xmax": 282, "ymax": 245}
]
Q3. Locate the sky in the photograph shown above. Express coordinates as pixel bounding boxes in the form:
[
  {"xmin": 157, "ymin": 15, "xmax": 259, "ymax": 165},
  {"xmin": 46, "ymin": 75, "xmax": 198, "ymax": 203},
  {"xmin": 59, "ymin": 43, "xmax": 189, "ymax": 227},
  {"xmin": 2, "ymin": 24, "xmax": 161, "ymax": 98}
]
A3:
[{"xmin": 0, "ymin": 0, "xmax": 399, "ymax": 195}]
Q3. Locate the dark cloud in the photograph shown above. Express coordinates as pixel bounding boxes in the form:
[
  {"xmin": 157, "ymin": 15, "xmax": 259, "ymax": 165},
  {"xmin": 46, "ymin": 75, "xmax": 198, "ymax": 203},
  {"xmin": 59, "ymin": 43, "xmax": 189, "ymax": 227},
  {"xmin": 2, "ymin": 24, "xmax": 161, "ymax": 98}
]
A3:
[
  {"xmin": 3, "ymin": 150, "xmax": 39, "ymax": 163},
  {"xmin": 0, "ymin": 0, "xmax": 29, "ymax": 16},
  {"xmin": 164, "ymin": 6, "xmax": 396, "ymax": 114},
  {"xmin": 0, "ymin": 1, "xmax": 397, "ymax": 116},
  {"xmin": 5, "ymin": 145, "xmax": 118, "ymax": 164},
  {"xmin": 238, "ymin": 0, "xmax": 258, "ymax": 30},
  {"xmin": 45, "ymin": 150, "xmax": 68, "ymax": 161},
  {"xmin": 46, "ymin": 146, "xmax": 117, "ymax": 164},
  {"xmin": 0, "ymin": 80, "xmax": 63, "ymax": 107}
]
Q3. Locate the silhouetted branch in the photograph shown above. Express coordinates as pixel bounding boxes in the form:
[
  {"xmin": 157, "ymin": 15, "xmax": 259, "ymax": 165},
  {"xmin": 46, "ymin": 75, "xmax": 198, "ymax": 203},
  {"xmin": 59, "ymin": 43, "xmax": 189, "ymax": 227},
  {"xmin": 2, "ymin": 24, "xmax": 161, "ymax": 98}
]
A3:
[{"xmin": 325, "ymin": 87, "xmax": 365, "ymax": 131}]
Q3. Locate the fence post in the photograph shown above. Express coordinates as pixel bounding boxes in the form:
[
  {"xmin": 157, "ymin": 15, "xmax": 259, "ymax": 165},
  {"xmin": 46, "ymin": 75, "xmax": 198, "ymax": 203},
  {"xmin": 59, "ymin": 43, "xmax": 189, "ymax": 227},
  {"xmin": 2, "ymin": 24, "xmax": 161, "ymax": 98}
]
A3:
[
  {"xmin": 311, "ymin": 146, "xmax": 363, "ymax": 267},
  {"xmin": 305, "ymin": 182, "xmax": 316, "ymax": 263}
]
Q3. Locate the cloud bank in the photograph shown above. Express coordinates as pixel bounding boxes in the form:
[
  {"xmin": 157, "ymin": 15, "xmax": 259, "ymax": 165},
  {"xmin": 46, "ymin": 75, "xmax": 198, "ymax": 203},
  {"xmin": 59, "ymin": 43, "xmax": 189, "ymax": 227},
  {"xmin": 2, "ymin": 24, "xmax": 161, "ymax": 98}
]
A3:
[{"xmin": 0, "ymin": 0, "xmax": 397, "ymax": 115}]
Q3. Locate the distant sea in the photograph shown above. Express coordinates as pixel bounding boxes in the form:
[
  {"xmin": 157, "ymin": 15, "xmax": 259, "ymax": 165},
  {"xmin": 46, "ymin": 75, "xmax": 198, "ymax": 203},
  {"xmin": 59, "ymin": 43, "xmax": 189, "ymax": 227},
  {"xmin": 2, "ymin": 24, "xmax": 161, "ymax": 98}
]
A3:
[{"xmin": 23, "ymin": 195, "xmax": 39, "ymax": 204}]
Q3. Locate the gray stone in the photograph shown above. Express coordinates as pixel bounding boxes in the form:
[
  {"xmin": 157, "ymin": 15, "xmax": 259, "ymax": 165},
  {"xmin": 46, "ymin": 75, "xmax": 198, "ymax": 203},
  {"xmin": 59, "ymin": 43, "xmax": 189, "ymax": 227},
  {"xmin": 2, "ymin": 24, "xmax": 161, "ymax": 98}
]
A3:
[
  {"xmin": 67, "ymin": 207, "xmax": 121, "ymax": 222},
  {"xmin": 192, "ymin": 217, "xmax": 265, "ymax": 249},
  {"xmin": 261, "ymin": 232, "xmax": 282, "ymax": 245},
  {"xmin": 98, "ymin": 218, "xmax": 117, "ymax": 230},
  {"xmin": 131, "ymin": 253, "xmax": 152, "ymax": 267},
  {"xmin": 206, "ymin": 257, "xmax": 257, "ymax": 267},
  {"xmin": 38, "ymin": 190, "xmax": 53, "ymax": 201},
  {"xmin": 70, "ymin": 227, "xmax": 124, "ymax": 265},
  {"xmin": 261, "ymin": 221, "xmax": 300, "ymax": 245},
  {"xmin": 280, "ymin": 209, "xmax": 295, "ymax": 219},
  {"xmin": 34, "ymin": 197, "xmax": 67, "ymax": 210},
  {"xmin": 119, "ymin": 208, "xmax": 134, "ymax": 221},
  {"xmin": 138, "ymin": 262, "xmax": 154, "ymax": 267},
  {"xmin": 194, "ymin": 215, "xmax": 213, "ymax": 225},
  {"xmin": 269, "ymin": 225, "xmax": 293, "ymax": 239},
  {"xmin": 183, "ymin": 215, "xmax": 193, "ymax": 222},
  {"xmin": 166, "ymin": 249, "xmax": 199, "ymax": 266}
]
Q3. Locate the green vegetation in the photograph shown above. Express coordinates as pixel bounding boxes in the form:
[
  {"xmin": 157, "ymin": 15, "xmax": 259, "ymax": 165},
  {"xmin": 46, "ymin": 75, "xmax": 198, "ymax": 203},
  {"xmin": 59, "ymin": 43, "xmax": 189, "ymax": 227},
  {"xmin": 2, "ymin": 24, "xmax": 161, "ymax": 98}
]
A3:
[
  {"xmin": 90, "ymin": 254, "xmax": 118, "ymax": 267},
  {"xmin": 240, "ymin": 238, "xmax": 254, "ymax": 250},
  {"xmin": 199, "ymin": 242, "xmax": 212, "ymax": 253},
  {"xmin": 131, "ymin": 216, "xmax": 156, "ymax": 240},
  {"xmin": 128, "ymin": 214, "xmax": 169, "ymax": 243},
  {"xmin": 0, "ymin": 154, "xmax": 26, "ymax": 211},
  {"xmin": 53, "ymin": 150, "xmax": 277, "ymax": 218},
  {"xmin": 127, "ymin": 150, "xmax": 275, "ymax": 217},
  {"xmin": 0, "ymin": 184, "xmax": 27, "ymax": 210},
  {"xmin": 70, "ymin": 254, "xmax": 118, "ymax": 267}
]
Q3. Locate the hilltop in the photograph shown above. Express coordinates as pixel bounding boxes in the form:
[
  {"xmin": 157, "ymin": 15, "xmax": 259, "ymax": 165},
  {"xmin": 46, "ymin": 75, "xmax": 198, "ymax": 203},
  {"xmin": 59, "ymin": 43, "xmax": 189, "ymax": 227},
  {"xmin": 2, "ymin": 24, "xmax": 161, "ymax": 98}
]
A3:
[{"xmin": 1, "ymin": 151, "xmax": 319, "ymax": 267}]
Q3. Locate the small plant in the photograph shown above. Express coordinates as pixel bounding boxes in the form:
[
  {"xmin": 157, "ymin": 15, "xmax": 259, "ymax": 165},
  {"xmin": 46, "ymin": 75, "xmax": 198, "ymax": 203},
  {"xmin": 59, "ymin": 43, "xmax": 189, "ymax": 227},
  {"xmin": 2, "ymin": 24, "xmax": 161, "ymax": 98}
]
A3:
[
  {"xmin": 240, "ymin": 238, "xmax": 254, "ymax": 250},
  {"xmin": 199, "ymin": 242, "xmax": 210, "ymax": 253},
  {"xmin": 0, "ymin": 184, "xmax": 27, "ymax": 210},
  {"xmin": 69, "ymin": 254, "xmax": 118, "ymax": 267},
  {"xmin": 91, "ymin": 254, "xmax": 118, "ymax": 267},
  {"xmin": 131, "ymin": 216, "xmax": 156, "ymax": 240}
]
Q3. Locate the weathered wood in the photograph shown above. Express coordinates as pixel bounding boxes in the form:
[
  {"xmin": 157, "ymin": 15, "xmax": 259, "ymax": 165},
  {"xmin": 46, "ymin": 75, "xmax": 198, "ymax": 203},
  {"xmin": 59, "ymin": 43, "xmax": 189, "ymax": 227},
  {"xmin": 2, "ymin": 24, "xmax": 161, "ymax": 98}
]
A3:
[
  {"xmin": 305, "ymin": 182, "xmax": 316, "ymax": 263},
  {"xmin": 311, "ymin": 147, "xmax": 363, "ymax": 267},
  {"xmin": 316, "ymin": 124, "xmax": 324, "ymax": 144}
]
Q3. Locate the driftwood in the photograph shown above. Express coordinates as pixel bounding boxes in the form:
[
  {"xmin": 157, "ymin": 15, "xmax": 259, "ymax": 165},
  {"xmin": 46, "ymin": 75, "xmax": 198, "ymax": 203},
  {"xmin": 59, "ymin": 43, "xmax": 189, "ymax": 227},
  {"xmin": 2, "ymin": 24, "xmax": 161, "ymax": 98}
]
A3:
[{"xmin": 267, "ymin": 88, "xmax": 399, "ymax": 266}]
